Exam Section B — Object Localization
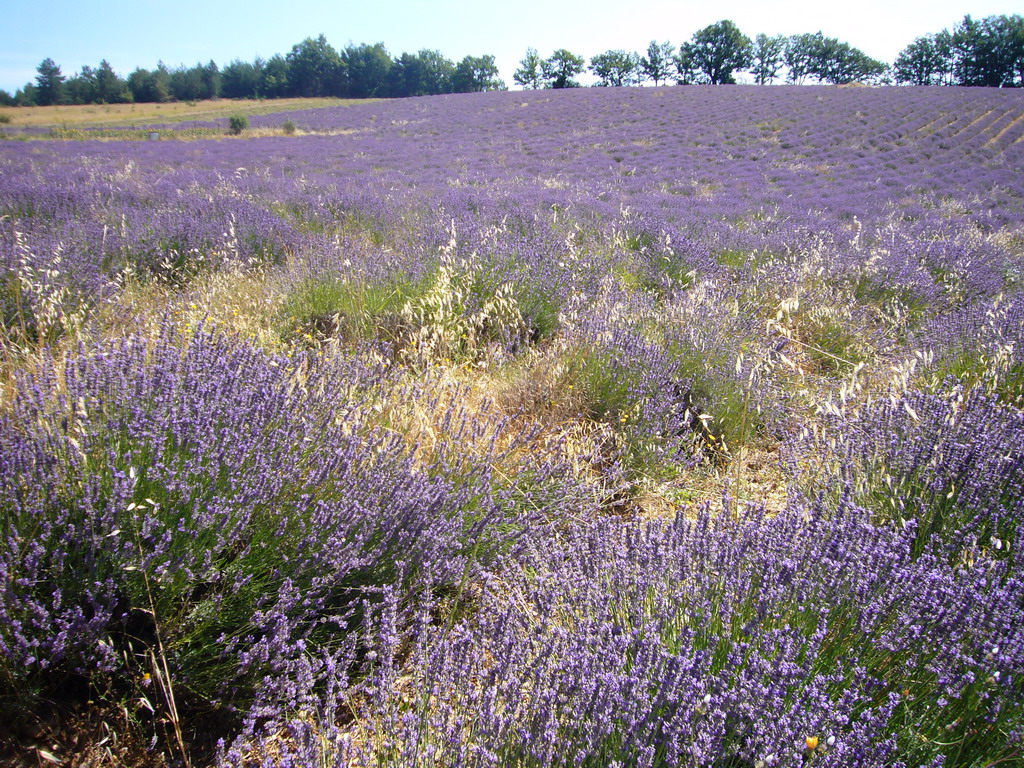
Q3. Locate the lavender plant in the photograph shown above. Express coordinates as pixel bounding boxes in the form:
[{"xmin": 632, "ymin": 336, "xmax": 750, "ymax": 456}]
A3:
[
  {"xmin": 919, "ymin": 293, "xmax": 1024, "ymax": 406},
  {"xmin": 0, "ymin": 324, "xmax": 579, "ymax": 750},
  {"xmin": 270, "ymin": 499, "xmax": 1024, "ymax": 768},
  {"xmin": 791, "ymin": 385, "xmax": 1024, "ymax": 565},
  {"xmin": 0, "ymin": 83, "xmax": 1022, "ymax": 766}
]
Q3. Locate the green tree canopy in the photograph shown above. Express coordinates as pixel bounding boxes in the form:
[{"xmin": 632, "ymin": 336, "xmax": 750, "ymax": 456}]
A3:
[
  {"xmin": 674, "ymin": 42, "xmax": 698, "ymax": 84},
  {"xmin": 221, "ymin": 59, "xmax": 263, "ymax": 99},
  {"xmin": 513, "ymin": 48, "xmax": 544, "ymax": 89},
  {"xmin": 952, "ymin": 14, "xmax": 1024, "ymax": 87},
  {"xmin": 784, "ymin": 33, "xmax": 820, "ymax": 84},
  {"xmin": 200, "ymin": 60, "xmax": 220, "ymax": 100},
  {"xmin": 814, "ymin": 38, "xmax": 887, "ymax": 84},
  {"xmin": 342, "ymin": 43, "xmax": 393, "ymax": 98},
  {"xmin": 590, "ymin": 50, "xmax": 641, "ymax": 87},
  {"xmin": 641, "ymin": 41, "xmax": 675, "ymax": 86},
  {"xmin": 35, "ymin": 58, "xmax": 65, "ymax": 106},
  {"xmin": 750, "ymin": 33, "xmax": 786, "ymax": 85},
  {"xmin": 15, "ymin": 83, "xmax": 38, "ymax": 106},
  {"xmin": 287, "ymin": 35, "xmax": 344, "ymax": 97},
  {"xmin": 542, "ymin": 49, "xmax": 586, "ymax": 88},
  {"xmin": 785, "ymin": 32, "xmax": 886, "ymax": 85},
  {"xmin": 413, "ymin": 49, "xmax": 456, "ymax": 95},
  {"xmin": 689, "ymin": 20, "xmax": 752, "ymax": 84},
  {"xmin": 127, "ymin": 64, "xmax": 171, "ymax": 103},
  {"xmin": 169, "ymin": 64, "xmax": 206, "ymax": 101},
  {"xmin": 386, "ymin": 50, "xmax": 455, "ymax": 97},
  {"xmin": 452, "ymin": 55, "xmax": 505, "ymax": 92},
  {"xmin": 260, "ymin": 55, "xmax": 291, "ymax": 98},
  {"xmin": 64, "ymin": 66, "xmax": 97, "ymax": 104},
  {"xmin": 894, "ymin": 35, "xmax": 947, "ymax": 85}
]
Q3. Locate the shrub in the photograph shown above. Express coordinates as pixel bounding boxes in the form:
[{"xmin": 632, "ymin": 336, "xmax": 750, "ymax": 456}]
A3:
[
  {"xmin": 919, "ymin": 294, "xmax": 1024, "ymax": 406},
  {"xmin": 227, "ymin": 114, "xmax": 248, "ymax": 135},
  {"xmin": 0, "ymin": 113, "xmax": 11, "ymax": 124},
  {"xmin": 281, "ymin": 119, "xmax": 297, "ymax": 135},
  {"xmin": 0, "ymin": 325, "xmax": 564, "ymax": 745},
  {"xmin": 562, "ymin": 323, "xmax": 699, "ymax": 484},
  {"xmin": 791, "ymin": 386, "xmax": 1024, "ymax": 564},
  {"xmin": 300, "ymin": 501, "xmax": 1024, "ymax": 768}
]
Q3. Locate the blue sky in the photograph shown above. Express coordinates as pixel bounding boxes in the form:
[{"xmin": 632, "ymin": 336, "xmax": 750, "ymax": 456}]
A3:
[{"xmin": 1, "ymin": 1, "xmax": 1021, "ymax": 93}]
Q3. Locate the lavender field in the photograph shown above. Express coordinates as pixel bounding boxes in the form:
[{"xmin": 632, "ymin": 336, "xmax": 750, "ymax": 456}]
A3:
[{"xmin": 2, "ymin": 85, "xmax": 1024, "ymax": 767}]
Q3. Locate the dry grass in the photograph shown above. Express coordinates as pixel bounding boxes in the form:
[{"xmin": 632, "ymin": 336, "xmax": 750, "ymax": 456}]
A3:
[
  {"xmin": 27, "ymin": 125, "xmax": 356, "ymax": 142},
  {"xmin": 0, "ymin": 97, "xmax": 369, "ymax": 129},
  {"xmin": 92, "ymin": 267, "xmax": 286, "ymax": 351}
]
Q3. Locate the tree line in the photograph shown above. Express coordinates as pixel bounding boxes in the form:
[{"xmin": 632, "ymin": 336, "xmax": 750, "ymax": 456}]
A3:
[
  {"xmin": 1, "ymin": 36, "xmax": 505, "ymax": 107},
  {"xmin": 4, "ymin": 14, "xmax": 1023, "ymax": 108},
  {"xmin": 517, "ymin": 15, "xmax": 1023, "ymax": 89},
  {"xmin": 893, "ymin": 15, "xmax": 1024, "ymax": 86}
]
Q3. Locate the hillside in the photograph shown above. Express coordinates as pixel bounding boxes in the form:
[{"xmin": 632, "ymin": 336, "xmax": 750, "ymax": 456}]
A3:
[{"xmin": 2, "ymin": 85, "xmax": 1023, "ymax": 767}]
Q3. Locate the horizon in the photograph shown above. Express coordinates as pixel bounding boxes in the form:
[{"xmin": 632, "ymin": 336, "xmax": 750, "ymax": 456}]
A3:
[{"xmin": 2, "ymin": 1, "xmax": 1022, "ymax": 95}]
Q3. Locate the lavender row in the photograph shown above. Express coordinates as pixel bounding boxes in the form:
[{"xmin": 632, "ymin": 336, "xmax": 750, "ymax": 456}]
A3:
[
  {"xmin": 256, "ymin": 497, "xmax": 1024, "ymax": 768},
  {"xmin": 3, "ymin": 87, "xmax": 1022, "ymax": 357},
  {"xmin": 0, "ymin": 325, "xmax": 586, "ymax": 720}
]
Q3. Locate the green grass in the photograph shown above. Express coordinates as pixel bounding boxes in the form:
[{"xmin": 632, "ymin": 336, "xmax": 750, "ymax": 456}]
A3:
[
  {"xmin": 926, "ymin": 350, "xmax": 1024, "ymax": 407},
  {"xmin": 279, "ymin": 275, "xmax": 418, "ymax": 345},
  {"xmin": 798, "ymin": 309, "xmax": 871, "ymax": 374},
  {"xmin": 712, "ymin": 248, "xmax": 779, "ymax": 271},
  {"xmin": 612, "ymin": 256, "xmax": 695, "ymax": 296}
]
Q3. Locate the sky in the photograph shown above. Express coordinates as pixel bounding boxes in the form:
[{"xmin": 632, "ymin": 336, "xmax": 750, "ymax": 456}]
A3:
[{"xmin": 1, "ymin": 0, "xmax": 1022, "ymax": 94}]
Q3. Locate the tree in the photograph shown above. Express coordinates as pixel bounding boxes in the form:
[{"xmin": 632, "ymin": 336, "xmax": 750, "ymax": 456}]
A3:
[
  {"xmin": 259, "ymin": 55, "xmax": 290, "ymax": 98},
  {"xmin": 169, "ymin": 64, "xmax": 206, "ymax": 101},
  {"xmin": 35, "ymin": 58, "xmax": 65, "ymax": 106},
  {"xmin": 782, "ymin": 32, "xmax": 884, "ymax": 85},
  {"xmin": 413, "ymin": 49, "xmax": 456, "ymax": 94},
  {"xmin": 892, "ymin": 14, "xmax": 1024, "ymax": 87},
  {"xmin": 15, "ymin": 83, "xmax": 38, "ymax": 106},
  {"xmin": 894, "ymin": 35, "xmax": 949, "ymax": 85},
  {"xmin": 784, "ymin": 33, "xmax": 820, "ymax": 84},
  {"xmin": 127, "ymin": 65, "xmax": 171, "ymax": 103},
  {"xmin": 514, "ymin": 48, "xmax": 544, "ymax": 89},
  {"xmin": 750, "ymin": 33, "xmax": 785, "ymax": 85},
  {"xmin": 452, "ymin": 55, "xmax": 505, "ymax": 92},
  {"xmin": 952, "ymin": 15, "xmax": 1024, "ymax": 87},
  {"xmin": 813, "ymin": 38, "xmax": 887, "ymax": 84},
  {"xmin": 689, "ymin": 20, "xmax": 752, "ymax": 84},
  {"xmin": 542, "ymin": 49, "xmax": 586, "ymax": 88},
  {"xmin": 952, "ymin": 15, "xmax": 991, "ymax": 86},
  {"xmin": 342, "ymin": 43, "xmax": 393, "ymax": 98},
  {"xmin": 590, "ymin": 50, "xmax": 641, "ymax": 87},
  {"xmin": 933, "ymin": 30, "xmax": 957, "ymax": 85},
  {"xmin": 200, "ymin": 60, "xmax": 220, "ymax": 100},
  {"xmin": 1009, "ymin": 15, "xmax": 1024, "ymax": 86},
  {"xmin": 0, "ymin": 89, "xmax": 15, "ymax": 107},
  {"xmin": 674, "ymin": 42, "xmax": 699, "ymax": 84},
  {"xmin": 96, "ymin": 60, "xmax": 130, "ymax": 103},
  {"xmin": 1003, "ymin": 15, "xmax": 1024, "ymax": 86},
  {"xmin": 221, "ymin": 59, "xmax": 262, "ymax": 99},
  {"xmin": 641, "ymin": 41, "xmax": 675, "ymax": 86},
  {"xmin": 386, "ymin": 52, "xmax": 416, "ymax": 97},
  {"xmin": 287, "ymin": 35, "xmax": 344, "ymax": 97},
  {"xmin": 64, "ymin": 66, "xmax": 96, "ymax": 104},
  {"xmin": 386, "ymin": 50, "xmax": 454, "ymax": 96}
]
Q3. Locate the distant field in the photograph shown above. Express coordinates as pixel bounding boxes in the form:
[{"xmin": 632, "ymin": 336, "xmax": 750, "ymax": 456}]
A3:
[{"xmin": 0, "ymin": 96, "xmax": 366, "ymax": 128}]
